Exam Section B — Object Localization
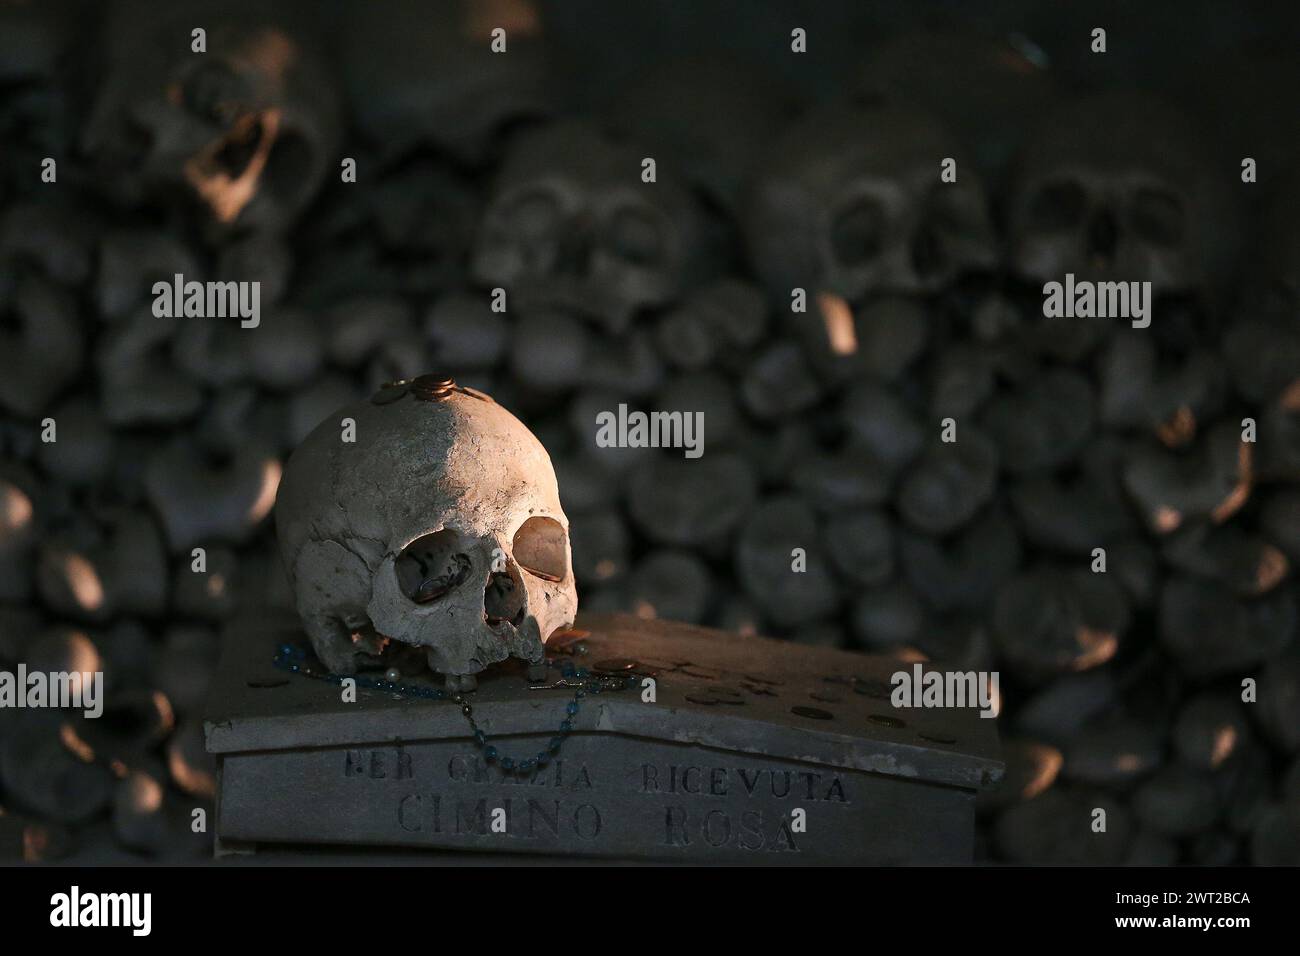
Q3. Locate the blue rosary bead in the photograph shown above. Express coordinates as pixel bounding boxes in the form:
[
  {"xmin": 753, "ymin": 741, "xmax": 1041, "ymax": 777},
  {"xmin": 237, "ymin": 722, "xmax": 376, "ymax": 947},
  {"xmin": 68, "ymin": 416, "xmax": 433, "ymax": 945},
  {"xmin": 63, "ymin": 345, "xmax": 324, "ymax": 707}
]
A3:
[{"xmin": 272, "ymin": 644, "xmax": 641, "ymax": 777}]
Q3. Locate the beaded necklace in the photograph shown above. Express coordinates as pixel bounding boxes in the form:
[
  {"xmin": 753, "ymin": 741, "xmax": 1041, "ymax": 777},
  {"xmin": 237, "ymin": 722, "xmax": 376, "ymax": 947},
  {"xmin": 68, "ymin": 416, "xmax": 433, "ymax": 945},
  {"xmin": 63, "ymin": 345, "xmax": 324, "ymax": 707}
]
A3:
[{"xmin": 272, "ymin": 643, "xmax": 640, "ymax": 774}]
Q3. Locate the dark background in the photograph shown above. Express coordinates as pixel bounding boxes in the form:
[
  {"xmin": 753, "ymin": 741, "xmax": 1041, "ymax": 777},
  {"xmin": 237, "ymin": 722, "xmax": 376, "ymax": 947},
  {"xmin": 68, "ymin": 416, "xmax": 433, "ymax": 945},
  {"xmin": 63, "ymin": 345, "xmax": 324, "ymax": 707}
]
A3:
[{"xmin": 1, "ymin": 0, "xmax": 1298, "ymax": 864}]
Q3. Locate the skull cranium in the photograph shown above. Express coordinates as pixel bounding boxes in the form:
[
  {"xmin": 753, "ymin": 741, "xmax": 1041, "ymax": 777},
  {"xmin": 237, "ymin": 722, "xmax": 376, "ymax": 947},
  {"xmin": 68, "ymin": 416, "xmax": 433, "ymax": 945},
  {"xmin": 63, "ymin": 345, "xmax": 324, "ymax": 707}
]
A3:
[
  {"xmin": 274, "ymin": 377, "xmax": 577, "ymax": 691},
  {"xmin": 743, "ymin": 104, "xmax": 998, "ymax": 302},
  {"xmin": 1006, "ymin": 93, "xmax": 1237, "ymax": 295},
  {"xmin": 471, "ymin": 122, "xmax": 712, "ymax": 333},
  {"xmin": 82, "ymin": 3, "xmax": 340, "ymax": 238}
]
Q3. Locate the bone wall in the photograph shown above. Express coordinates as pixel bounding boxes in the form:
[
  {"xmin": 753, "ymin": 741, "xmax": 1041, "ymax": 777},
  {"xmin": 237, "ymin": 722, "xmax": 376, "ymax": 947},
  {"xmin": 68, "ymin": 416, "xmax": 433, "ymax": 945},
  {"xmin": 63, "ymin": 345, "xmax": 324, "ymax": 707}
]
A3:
[{"xmin": 1, "ymin": 0, "xmax": 1299, "ymax": 864}]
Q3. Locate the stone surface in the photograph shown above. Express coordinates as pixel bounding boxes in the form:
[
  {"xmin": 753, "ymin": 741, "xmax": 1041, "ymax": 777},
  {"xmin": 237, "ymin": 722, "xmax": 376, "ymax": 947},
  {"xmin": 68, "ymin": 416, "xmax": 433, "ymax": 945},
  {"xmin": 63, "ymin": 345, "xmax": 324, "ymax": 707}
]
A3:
[{"xmin": 205, "ymin": 611, "xmax": 1002, "ymax": 863}]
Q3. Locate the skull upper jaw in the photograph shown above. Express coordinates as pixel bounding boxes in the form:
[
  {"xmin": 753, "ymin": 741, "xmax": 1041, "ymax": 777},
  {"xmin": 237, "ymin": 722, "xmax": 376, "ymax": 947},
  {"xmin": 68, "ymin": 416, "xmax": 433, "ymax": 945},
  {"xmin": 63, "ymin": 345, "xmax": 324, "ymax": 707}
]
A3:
[{"xmin": 364, "ymin": 519, "xmax": 577, "ymax": 679}]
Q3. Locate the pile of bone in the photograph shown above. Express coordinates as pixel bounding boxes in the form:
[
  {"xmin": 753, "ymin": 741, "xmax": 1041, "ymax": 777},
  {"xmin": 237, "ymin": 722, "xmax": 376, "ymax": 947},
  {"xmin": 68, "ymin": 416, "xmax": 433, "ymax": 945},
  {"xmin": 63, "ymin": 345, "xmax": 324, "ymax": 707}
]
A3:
[{"xmin": 0, "ymin": 0, "xmax": 1297, "ymax": 864}]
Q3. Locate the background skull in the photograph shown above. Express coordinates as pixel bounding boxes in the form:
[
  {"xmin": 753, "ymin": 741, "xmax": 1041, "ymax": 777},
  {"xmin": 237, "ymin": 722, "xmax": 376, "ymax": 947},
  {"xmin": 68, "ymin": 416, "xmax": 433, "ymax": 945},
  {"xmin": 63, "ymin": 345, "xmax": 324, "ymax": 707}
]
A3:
[
  {"xmin": 1006, "ymin": 93, "xmax": 1238, "ymax": 295},
  {"xmin": 4, "ymin": 0, "xmax": 1299, "ymax": 866},
  {"xmin": 743, "ymin": 103, "xmax": 998, "ymax": 302},
  {"xmin": 852, "ymin": 29, "xmax": 1058, "ymax": 193},
  {"xmin": 339, "ymin": 0, "xmax": 553, "ymax": 168},
  {"xmin": 274, "ymin": 378, "xmax": 577, "ymax": 691},
  {"xmin": 472, "ymin": 121, "xmax": 712, "ymax": 333},
  {"xmin": 82, "ymin": 0, "xmax": 340, "ymax": 238}
]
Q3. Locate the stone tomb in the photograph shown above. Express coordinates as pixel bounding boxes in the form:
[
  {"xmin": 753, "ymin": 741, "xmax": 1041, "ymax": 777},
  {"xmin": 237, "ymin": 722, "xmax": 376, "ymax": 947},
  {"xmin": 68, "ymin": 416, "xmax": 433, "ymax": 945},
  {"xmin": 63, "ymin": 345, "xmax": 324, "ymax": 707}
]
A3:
[{"xmin": 205, "ymin": 612, "xmax": 1003, "ymax": 862}]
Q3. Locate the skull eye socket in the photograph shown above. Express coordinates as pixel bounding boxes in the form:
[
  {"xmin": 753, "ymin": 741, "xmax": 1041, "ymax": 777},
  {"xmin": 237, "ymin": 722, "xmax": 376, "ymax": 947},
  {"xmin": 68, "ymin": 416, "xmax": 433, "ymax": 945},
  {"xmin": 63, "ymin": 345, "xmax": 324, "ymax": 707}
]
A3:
[
  {"xmin": 1027, "ymin": 180, "xmax": 1087, "ymax": 231},
  {"xmin": 512, "ymin": 516, "xmax": 568, "ymax": 582},
  {"xmin": 182, "ymin": 62, "xmax": 250, "ymax": 126},
  {"xmin": 604, "ymin": 207, "xmax": 664, "ymax": 265},
  {"xmin": 927, "ymin": 187, "xmax": 984, "ymax": 238},
  {"xmin": 395, "ymin": 530, "xmax": 472, "ymax": 604},
  {"xmin": 211, "ymin": 113, "xmax": 271, "ymax": 180},
  {"xmin": 830, "ymin": 198, "xmax": 885, "ymax": 265},
  {"xmin": 504, "ymin": 190, "xmax": 563, "ymax": 239},
  {"xmin": 1129, "ymin": 188, "xmax": 1184, "ymax": 246}
]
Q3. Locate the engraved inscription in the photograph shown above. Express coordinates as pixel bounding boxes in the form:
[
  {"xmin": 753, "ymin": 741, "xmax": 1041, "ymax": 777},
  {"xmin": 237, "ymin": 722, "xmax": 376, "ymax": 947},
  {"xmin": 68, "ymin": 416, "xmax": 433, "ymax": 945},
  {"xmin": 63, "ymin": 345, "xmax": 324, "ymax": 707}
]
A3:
[
  {"xmin": 663, "ymin": 806, "xmax": 800, "ymax": 851},
  {"xmin": 397, "ymin": 794, "xmax": 602, "ymax": 841},
  {"xmin": 639, "ymin": 764, "xmax": 849, "ymax": 803},
  {"xmin": 344, "ymin": 747, "xmax": 413, "ymax": 780},
  {"xmin": 336, "ymin": 748, "xmax": 851, "ymax": 856},
  {"xmin": 448, "ymin": 754, "xmax": 594, "ymax": 790}
]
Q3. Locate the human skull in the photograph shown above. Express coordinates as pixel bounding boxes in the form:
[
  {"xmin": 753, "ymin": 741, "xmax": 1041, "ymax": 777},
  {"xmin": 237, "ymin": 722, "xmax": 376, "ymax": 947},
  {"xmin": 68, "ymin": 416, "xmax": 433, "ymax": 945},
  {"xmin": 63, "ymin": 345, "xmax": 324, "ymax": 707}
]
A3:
[
  {"xmin": 82, "ymin": 2, "xmax": 340, "ymax": 238},
  {"xmin": 274, "ymin": 376, "xmax": 577, "ymax": 691},
  {"xmin": 599, "ymin": 55, "xmax": 799, "ymax": 213},
  {"xmin": 472, "ymin": 122, "xmax": 711, "ymax": 333},
  {"xmin": 1006, "ymin": 93, "xmax": 1236, "ymax": 294},
  {"xmin": 743, "ymin": 104, "xmax": 997, "ymax": 302},
  {"xmin": 854, "ymin": 29, "xmax": 1057, "ymax": 190},
  {"xmin": 340, "ymin": 0, "xmax": 552, "ymax": 167}
]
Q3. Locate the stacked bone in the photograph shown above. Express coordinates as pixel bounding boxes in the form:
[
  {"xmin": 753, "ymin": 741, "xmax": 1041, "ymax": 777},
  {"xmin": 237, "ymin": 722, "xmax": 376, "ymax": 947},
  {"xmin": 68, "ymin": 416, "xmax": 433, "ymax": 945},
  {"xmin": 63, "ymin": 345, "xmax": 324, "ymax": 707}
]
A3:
[{"xmin": 0, "ymin": 0, "xmax": 1297, "ymax": 864}]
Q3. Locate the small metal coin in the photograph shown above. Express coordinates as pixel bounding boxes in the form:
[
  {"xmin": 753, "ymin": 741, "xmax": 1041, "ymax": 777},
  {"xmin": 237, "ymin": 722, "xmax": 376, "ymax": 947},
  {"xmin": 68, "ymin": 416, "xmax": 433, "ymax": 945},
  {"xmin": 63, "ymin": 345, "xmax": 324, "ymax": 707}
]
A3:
[
  {"xmin": 410, "ymin": 374, "xmax": 457, "ymax": 401},
  {"xmin": 867, "ymin": 714, "xmax": 906, "ymax": 729},
  {"xmin": 371, "ymin": 381, "xmax": 411, "ymax": 405},
  {"xmin": 852, "ymin": 679, "xmax": 894, "ymax": 700},
  {"xmin": 592, "ymin": 658, "xmax": 639, "ymax": 674},
  {"xmin": 708, "ymin": 689, "xmax": 746, "ymax": 705},
  {"xmin": 547, "ymin": 628, "xmax": 591, "ymax": 653},
  {"xmin": 791, "ymin": 706, "xmax": 835, "ymax": 720},
  {"xmin": 919, "ymin": 733, "xmax": 957, "ymax": 745}
]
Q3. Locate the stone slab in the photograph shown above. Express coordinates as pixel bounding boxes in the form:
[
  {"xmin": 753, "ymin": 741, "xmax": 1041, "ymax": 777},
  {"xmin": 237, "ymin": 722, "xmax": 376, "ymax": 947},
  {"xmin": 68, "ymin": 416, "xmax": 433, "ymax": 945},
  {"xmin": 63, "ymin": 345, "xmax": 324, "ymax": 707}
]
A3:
[{"xmin": 205, "ymin": 611, "xmax": 1003, "ymax": 863}]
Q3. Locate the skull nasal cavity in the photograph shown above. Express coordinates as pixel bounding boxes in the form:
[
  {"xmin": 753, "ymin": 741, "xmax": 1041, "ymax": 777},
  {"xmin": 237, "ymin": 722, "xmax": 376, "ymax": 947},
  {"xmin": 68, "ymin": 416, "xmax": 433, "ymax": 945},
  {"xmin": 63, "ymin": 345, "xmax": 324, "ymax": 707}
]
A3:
[
  {"xmin": 831, "ymin": 199, "xmax": 884, "ymax": 265},
  {"xmin": 910, "ymin": 225, "xmax": 945, "ymax": 277},
  {"xmin": 395, "ymin": 530, "xmax": 472, "ymax": 604},
  {"xmin": 484, "ymin": 569, "xmax": 526, "ymax": 626},
  {"xmin": 512, "ymin": 516, "xmax": 568, "ymax": 582},
  {"xmin": 1088, "ymin": 208, "xmax": 1119, "ymax": 260}
]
